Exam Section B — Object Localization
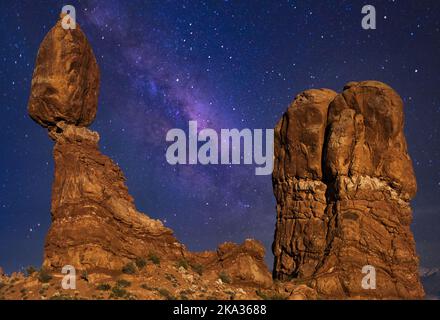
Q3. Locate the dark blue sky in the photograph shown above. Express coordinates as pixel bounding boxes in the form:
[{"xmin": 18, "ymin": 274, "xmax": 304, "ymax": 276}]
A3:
[{"xmin": 1, "ymin": 0, "xmax": 439, "ymax": 273}]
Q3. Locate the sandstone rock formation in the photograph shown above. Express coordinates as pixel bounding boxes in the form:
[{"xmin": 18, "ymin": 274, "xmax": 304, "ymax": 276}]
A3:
[
  {"xmin": 28, "ymin": 18, "xmax": 99, "ymax": 128},
  {"xmin": 45, "ymin": 121, "xmax": 185, "ymax": 270},
  {"xmin": 193, "ymin": 239, "xmax": 273, "ymax": 288},
  {"xmin": 273, "ymin": 81, "xmax": 425, "ymax": 299},
  {"xmin": 28, "ymin": 18, "xmax": 183, "ymax": 271},
  {"xmin": 24, "ymin": 15, "xmax": 424, "ymax": 301},
  {"xmin": 27, "ymin": 16, "xmax": 272, "ymax": 292}
]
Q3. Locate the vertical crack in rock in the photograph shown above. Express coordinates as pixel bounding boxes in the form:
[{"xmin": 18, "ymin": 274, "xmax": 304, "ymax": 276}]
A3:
[{"xmin": 273, "ymin": 81, "xmax": 425, "ymax": 299}]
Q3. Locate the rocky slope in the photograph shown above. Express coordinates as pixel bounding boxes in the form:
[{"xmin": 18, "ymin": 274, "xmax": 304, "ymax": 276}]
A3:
[
  {"xmin": 0, "ymin": 254, "xmax": 315, "ymax": 300},
  {"xmin": 273, "ymin": 81, "xmax": 424, "ymax": 299}
]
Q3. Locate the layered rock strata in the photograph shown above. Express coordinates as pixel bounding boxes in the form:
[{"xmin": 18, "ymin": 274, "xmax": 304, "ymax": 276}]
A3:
[{"xmin": 273, "ymin": 81, "xmax": 424, "ymax": 299}]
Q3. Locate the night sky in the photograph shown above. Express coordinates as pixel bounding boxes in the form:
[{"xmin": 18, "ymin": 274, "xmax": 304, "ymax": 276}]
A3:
[{"xmin": 1, "ymin": 0, "xmax": 439, "ymax": 274}]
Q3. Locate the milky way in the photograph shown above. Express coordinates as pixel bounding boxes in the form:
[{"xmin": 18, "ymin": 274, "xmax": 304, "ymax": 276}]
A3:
[{"xmin": 1, "ymin": 0, "xmax": 440, "ymax": 273}]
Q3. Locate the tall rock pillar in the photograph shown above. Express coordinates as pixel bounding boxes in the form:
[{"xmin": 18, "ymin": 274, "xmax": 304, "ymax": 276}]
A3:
[{"xmin": 273, "ymin": 81, "xmax": 424, "ymax": 299}]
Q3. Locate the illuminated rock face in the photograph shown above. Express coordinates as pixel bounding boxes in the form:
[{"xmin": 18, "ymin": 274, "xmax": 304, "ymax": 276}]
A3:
[
  {"xmin": 28, "ymin": 18, "xmax": 185, "ymax": 271},
  {"xmin": 27, "ymin": 18, "xmax": 272, "ymax": 290},
  {"xmin": 273, "ymin": 81, "xmax": 425, "ymax": 299},
  {"xmin": 44, "ymin": 122, "xmax": 186, "ymax": 271},
  {"xmin": 28, "ymin": 18, "xmax": 100, "ymax": 128}
]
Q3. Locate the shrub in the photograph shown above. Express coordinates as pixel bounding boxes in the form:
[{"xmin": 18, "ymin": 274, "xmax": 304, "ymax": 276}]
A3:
[
  {"xmin": 49, "ymin": 294, "xmax": 76, "ymax": 300},
  {"xmin": 38, "ymin": 269, "xmax": 52, "ymax": 283},
  {"xmin": 26, "ymin": 266, "xmax": 37, "ymax": 276},
  {"xmin": 140, "ymin": 284, "xmax": 154, "ymax": 290},
  {"xmin": 111, "ymin": 286, "xmax": 128, "ymax": 298},
  {"xmin": 256, "ymin": 289, "xmax": 268, "ymax": 300},
  {"xmin": 122, "ymin": 262, "xmax": 136, "ymax": 275},
  {"xmin": 116, "ymin": 279, "xmax": 131, "ymax": 288},
  {"xmin": 135, "ymin": 257, "xmax": 147, "ymax": 269},
  {"xmin": 81, "ymin": 271, "xmax": 89, "ymax": 282},
  {"xmin": 256, "ymin": 289, "xmax": 287, "ymax": 300},
  {"xmin": 148, "ymin": 253, "xmax": 160, "ymax": 265},
  {"xmin": 96, "ymin": 283, "xmax": 111, "ymax": 291},
  {"xmin": 157, "ymin": 288, "xmax": 174, "ymax": 300},
  {"xmin": 219, "ymin": 272, "xmax": 231, "ymax": 284},
  {"xmin": 190, "ymin": 263, "xmax": 204, "ymax": 275},
  {"xmin": 176, "ymin": 259, "xmax": 189, "ymax": 270}
]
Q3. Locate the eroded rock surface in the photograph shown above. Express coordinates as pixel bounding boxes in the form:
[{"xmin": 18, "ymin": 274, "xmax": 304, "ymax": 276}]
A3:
[
  {"xmin": 26, "ymin": 17, "xmax": 273, "ymax": 292},
  {"xmin": 44, "ymin": 122, "xmax": 185, "ymax": 270},
  {"xmin": 272, "ymin": 89, "xmax": 337, "ymax": 280},
  {"xmin": 28, "ymin": 18, "xmax": 99, "ymax": 128},
  {"xmin": 273, "ymin": 81, "xmax": 424, "ymax": 299}
]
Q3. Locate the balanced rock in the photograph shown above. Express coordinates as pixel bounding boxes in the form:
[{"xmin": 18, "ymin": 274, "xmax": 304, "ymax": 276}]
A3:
[
  {"xmin": 273, "ymin": 81, "xmax": 424, "ymax": 299},
  {"xmin": 27, "ymin": 17, "xmax": 272, "ymax": 289},
  {"xmin": 28, "ymin": 17, "xmax": 99, "ymax": 128},
  {"xmin": 27, "ymin": 19, "xmax": 185, "ymax": 271}
]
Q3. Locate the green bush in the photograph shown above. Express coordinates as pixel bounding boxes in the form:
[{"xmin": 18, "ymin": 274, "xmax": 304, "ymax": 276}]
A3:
[
  {"xmin": 26, "ymin": 266, "xmax": 38, "ymax": 276},
  {"xmin": 176, "ymin": 259, "xmax": 189, "ymax": 270},
  {"xmin": 148, "ymin": 253, "xmax": 160, "ymax": 265},
  {"xmin": 111, "ymin": 286, "xmax": 128, "ymax": 298},
  {"xmin": 219, "ymin": 272, "xmax": 231, "ymax": 284},
  {"xmin": 116, "ymin": 279, "xmax": 131, "ymax": 288},
  {"xmin": 157, "ymin": 288, "xmax": 174, "ymax": 300},
  {"xmin": 256, "ymin": 289, "xmax": 287, "ymax": 300},
  {"xmin": 135, "ymin": 257, "xmax": 147, "ymax": 269},
  {"xmin": 122, "ymin": 262, "xmax": 136, "ymax": 275},
  {"xmin": 190, "ymin": 263, "xmax": 204, "ymax": 275},
  {"xmin": 96, "ymin": 283, "xmax": 111, "ymax": 291},
  {"xmin": 38, "ymin": 269, "xmax": 52, "ymax": 283}
]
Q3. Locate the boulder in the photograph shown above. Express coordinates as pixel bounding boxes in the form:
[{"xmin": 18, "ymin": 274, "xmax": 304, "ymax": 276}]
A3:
[{"xmin": 28, "ymin": 17, "xmax": 99, "ymax": 128}]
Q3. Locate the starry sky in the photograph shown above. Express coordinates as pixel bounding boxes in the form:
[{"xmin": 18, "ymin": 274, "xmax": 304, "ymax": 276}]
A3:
[{"xmin": 0, "ymin": 0, "xmax": 439, "ymax": 274}]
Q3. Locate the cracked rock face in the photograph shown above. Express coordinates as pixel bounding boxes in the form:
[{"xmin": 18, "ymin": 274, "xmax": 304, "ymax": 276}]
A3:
[
  {"xmin": 44, "ymin": 122, "xmax": 185, "ymax": 270},
  {"xmin": 28, "ymin": 17, "xmax": 100, "ymax": 128},
  {"xmin": 273, "ymin": 81, "xmax": 424, "ymax": 299}
]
